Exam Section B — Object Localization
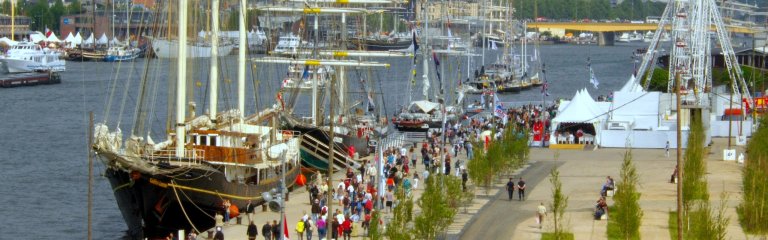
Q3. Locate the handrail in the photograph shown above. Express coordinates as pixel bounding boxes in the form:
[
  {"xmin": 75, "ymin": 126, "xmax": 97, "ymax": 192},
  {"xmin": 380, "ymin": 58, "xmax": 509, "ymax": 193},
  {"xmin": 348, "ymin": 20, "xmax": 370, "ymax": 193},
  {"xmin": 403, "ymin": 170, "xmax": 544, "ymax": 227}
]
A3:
[{"xmin": 147, "ymin": 148, "xmax": 206, "ymax": 166}]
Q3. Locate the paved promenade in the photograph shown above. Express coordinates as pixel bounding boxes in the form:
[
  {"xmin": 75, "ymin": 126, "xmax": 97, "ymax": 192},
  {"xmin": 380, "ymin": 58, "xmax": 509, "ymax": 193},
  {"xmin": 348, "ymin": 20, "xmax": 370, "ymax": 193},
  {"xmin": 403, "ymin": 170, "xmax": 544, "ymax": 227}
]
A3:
[{"xmin": 199, "ymin": 138, "xmax": 748, "ymax": 240}]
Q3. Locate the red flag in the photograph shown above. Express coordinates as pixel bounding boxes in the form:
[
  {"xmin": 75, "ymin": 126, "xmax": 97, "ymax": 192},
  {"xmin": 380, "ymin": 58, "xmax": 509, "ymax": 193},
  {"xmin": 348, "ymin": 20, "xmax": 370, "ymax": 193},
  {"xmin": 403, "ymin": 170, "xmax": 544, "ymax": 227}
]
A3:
[{"xmin": 283, "ymin": 214, "xmax": 290, "ymax": 240}]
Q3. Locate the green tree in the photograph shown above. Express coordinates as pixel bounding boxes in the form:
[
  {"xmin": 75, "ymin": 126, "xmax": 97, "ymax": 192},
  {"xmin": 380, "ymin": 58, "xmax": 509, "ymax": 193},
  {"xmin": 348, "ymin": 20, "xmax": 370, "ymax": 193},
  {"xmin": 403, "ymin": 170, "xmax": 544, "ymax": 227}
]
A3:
[
  {"xmin": 67, "ymin": 0, "xmax": 83, "ymax": 14},
  {"xmin": 385, "ymin": 186, "xmax": 414, "ymax": 240},
  {"xmin": 549, "ymin": 166, "xmax": 569, "ymax": 237},
  {"xmin": 50, "ymin": 0, "xmax": 66, "ymax": 32},
  {"xmin": 414, "ymin": 175, "xmax": 457, "ymax": 239},
  {"xmin": 689, "ymin": 193, "xmax": 731, "ymax": 240},
  {"xmin": 467, "ymin": 141, "xmax": 493, "ymax": 194},
  {"xmin": 682, "ymin": 113, "xmax": 708, "ymax": 212},
  {"xmin": 612, "ymin": 150, "xmax": 643, "ymax": 239},
  {"xmin": 368, "ymin": 210, "xmax": 383, "ymax": 240},
  {"xmin": 738, "ymin": 115, "xmax": 768, "ymax": 234},
  {"xmin": 1, "ymin": 0, "xmax": 10, "ymax": 15}
]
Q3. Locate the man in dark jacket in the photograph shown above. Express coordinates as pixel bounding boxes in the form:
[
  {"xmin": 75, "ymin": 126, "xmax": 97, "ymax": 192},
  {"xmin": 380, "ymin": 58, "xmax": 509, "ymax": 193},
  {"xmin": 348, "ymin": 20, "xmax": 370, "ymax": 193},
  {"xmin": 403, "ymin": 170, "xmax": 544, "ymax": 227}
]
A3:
[
  {"xmin": 271, "ymin": 220, "xmax": 280, "ymax": 240},
  {"xmin": 262, "ymin": 221, "xmax": 272, "ymax": 240},
  {"xmin": 245, "ymin": 200, "xmax": 256, "ymax": 224},
  {"xmin": 247, "ymin": 221, "xmax": 258, "ymax": 240}
]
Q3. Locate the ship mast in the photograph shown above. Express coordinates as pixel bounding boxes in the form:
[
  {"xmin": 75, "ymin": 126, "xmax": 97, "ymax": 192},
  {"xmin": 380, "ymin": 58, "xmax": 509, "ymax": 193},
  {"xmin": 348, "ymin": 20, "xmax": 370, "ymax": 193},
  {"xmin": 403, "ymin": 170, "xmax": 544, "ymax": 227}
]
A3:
[
  {"xmin": 209, "ymin": 0, "xmax": 220, "ymax": 122},
  {"xmin": 175, "ymin": 0, "xmax": 188, "ymax": 158},
  {"xmin": 238, "ymin": 0, "xmax": 247, "ymax": 119}
]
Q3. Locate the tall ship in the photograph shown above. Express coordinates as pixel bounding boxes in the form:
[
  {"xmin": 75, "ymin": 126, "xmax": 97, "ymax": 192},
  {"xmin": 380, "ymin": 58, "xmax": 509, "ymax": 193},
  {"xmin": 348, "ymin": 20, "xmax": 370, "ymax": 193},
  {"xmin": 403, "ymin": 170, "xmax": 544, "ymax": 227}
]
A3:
[
  {"xmin": 255, "ymin": 4, "xmax": 407, "ymax": 171},
  {"xmin": 91, "ymin": 1, "xmax": 299, "ymax": 239}
]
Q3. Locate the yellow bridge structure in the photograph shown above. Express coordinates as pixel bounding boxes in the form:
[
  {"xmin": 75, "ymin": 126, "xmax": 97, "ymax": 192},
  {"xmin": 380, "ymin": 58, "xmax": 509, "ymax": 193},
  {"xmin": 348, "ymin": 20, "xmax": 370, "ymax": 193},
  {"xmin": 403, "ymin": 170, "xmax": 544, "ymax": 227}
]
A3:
[{"xmin": 526, "ymin": 22, "xmax": 759, "ymax": 45}]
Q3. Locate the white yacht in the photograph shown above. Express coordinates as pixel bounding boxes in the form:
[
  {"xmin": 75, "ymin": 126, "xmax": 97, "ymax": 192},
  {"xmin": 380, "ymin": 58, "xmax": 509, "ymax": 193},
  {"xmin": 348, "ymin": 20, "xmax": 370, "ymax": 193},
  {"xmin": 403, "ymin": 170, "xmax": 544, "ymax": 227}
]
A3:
[
  {"xmin": 0, "ymin": 42, "xmax": 66, "ymax": 73},
  {"xmin": 273, "ymin": 33, "xmax": 312, "ymax": 55}
]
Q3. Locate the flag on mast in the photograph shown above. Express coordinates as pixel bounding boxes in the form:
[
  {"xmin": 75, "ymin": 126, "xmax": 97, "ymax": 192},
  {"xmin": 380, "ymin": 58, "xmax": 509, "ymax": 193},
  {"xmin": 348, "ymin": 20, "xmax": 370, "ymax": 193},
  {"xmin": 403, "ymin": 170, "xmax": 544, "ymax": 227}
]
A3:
[{"xmin": 587, "ymin": 58, "xmax": 599, "ymax": 89}]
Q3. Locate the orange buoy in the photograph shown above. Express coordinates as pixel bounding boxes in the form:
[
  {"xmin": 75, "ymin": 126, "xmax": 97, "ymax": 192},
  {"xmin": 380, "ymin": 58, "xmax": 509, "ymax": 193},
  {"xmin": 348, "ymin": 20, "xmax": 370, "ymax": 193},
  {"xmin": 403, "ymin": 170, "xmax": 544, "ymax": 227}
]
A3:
[
  {"xmin": 229, "ymin": 204, "xmax": 240, "ymax": 218},
  {"xmin": 295, "ymin": 174, "xmax": 307, "ymax": 186}
]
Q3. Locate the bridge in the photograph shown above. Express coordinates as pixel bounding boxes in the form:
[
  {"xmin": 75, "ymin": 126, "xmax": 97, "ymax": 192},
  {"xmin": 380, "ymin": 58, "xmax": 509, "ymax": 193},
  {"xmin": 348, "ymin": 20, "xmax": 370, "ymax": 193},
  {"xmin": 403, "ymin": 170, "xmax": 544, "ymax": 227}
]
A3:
[{"xmin": 527, "ymin": 22, "xmax": 758, "ymax": 46}]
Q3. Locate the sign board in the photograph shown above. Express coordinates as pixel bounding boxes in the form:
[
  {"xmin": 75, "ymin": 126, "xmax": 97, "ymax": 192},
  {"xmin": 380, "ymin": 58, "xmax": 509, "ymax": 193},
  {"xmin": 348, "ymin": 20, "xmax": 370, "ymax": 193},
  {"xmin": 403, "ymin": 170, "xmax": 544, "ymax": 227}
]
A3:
[
  {"xmin": 723, "ymin": 149, "xmax": 736, "ymax": 161},
  {"xmin": 63, "ymin": 18, "xmax": 70, "ymax": 25},
  {"xmin": 736, "ymin": 135, "xmax": 747, "ymax": 146}
]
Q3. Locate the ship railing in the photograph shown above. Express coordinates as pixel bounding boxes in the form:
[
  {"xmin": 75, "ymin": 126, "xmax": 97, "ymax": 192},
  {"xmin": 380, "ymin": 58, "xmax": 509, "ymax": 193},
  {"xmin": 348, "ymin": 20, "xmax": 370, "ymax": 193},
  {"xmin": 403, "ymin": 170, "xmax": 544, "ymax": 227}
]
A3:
[{"xmin": 146, "ymin": 148, "xmax": 206, "ymax": 166}]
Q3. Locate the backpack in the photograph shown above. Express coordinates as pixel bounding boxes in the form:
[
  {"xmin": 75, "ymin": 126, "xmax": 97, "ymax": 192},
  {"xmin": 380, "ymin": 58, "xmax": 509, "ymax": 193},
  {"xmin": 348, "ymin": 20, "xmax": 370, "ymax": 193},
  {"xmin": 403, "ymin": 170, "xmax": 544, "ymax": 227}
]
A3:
[{"xmin": 296, "ymin": 220, "xmax": 305, "ymax": 233}]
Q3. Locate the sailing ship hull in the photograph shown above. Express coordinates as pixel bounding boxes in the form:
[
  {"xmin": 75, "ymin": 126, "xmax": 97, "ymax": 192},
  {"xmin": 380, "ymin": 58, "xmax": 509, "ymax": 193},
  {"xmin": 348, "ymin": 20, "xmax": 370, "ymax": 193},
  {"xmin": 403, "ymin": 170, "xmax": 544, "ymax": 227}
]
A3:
[
  {"xmin": 0, "ymin": 58, "xmax": 66, "ymax": 73},
  {"xmin": 151, "ymin": 38, "xmax": 235, "ymax": 58},
  {"xmin": 352, "ymin": 39, "xmax": 411, "ymax": 51},
  {"xmin": 103, "ymin": 159, "xmax": 300, "ymax": 239},
  {"xmin": 104, "ymin": 51, "xmax": 141, "ymax": 62},
  {"xmin": 288, "ymin": 124, "xmax": 370, "ymax": 171}
]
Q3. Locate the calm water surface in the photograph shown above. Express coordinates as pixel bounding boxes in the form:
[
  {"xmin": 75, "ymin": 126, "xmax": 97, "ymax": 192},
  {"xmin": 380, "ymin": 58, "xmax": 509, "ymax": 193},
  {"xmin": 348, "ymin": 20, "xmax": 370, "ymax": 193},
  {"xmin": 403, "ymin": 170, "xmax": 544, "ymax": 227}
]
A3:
[{"xmin": 0, "ymin": 42, "xmax": 648, "ymax": 239}]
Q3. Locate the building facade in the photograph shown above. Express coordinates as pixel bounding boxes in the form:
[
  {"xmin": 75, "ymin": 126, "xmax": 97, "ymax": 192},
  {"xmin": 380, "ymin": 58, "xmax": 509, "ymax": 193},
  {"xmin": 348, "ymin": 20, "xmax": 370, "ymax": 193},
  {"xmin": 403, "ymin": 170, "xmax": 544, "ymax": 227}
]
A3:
[{"xmin": 0, "ymin": 15, "xmax": 31, "ymax": 40}]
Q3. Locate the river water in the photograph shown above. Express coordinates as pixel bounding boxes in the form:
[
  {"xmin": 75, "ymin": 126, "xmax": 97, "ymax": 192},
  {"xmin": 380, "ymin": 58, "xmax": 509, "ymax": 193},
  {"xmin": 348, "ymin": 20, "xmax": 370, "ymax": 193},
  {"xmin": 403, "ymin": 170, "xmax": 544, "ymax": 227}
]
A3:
[{"xmin": 0, "ymin": 41, "xmax": 649, "ymax": 239}]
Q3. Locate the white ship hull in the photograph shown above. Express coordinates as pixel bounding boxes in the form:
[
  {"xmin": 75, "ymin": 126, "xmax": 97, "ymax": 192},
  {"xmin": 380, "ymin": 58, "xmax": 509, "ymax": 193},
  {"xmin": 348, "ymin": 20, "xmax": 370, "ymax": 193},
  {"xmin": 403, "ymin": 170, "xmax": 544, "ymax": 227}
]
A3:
[
  {"xmin": 1, "ymin": 57, "xmax": 66, "ymax": 73},
  {"xmin": 151, "ymin": 38, "xmax": 234, "ymax": 58}
]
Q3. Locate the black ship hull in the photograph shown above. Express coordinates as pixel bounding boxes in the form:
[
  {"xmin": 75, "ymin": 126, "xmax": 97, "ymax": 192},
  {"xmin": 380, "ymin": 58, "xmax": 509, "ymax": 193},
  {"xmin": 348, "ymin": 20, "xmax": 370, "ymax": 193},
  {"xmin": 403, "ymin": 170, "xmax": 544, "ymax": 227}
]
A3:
[{"xmin": 105, "ymin": 163, "xmax": 299, "ymax": 239}]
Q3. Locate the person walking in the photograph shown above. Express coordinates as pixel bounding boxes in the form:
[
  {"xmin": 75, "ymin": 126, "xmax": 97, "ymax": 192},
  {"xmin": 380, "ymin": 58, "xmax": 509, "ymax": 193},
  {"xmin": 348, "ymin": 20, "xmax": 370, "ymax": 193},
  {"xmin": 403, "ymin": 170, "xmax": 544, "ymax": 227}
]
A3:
[
  {"xmin": 517, "ymin": 178, "xmax": 526, "ymax": 201},
  {"xmin": 462, "ymin": 170, "xmax": 469, "ymax": 192},
  {"xmin": 247, "ymin": 221, "xmax": 259, "ymax": 240},
  {"xmin": 316, "ymin": 217, "xmax": 326, "ymax": 240},
  {"xmin": 295, "ymin": 218, "xmax": 306, "ymax": 240},
  {"xmin": 261, "ymin": 221, "xmax": 272, "ymax": 240},
  {"xmin": 665, "ymin": 141, "xmax": 670, "ymax": 158},
  {"xmin": 245, "ymin": 200, "xmax": 256, "ymax": 224},
  {"xmin": 304, "ymin": 219, "xmax": 314, "ymax": 240},
  {"xmin": 506, "ymin": 178, "xmax": 515, "ymax": 201},
  {"xmin": 537, "ymin": 202, "xmax": 547, "ymax": 229}
]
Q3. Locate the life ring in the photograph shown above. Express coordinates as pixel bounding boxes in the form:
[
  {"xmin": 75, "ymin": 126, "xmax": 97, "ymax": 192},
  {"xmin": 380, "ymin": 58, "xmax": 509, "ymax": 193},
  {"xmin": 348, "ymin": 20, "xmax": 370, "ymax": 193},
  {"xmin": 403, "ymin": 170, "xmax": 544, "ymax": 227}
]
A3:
[{"xmin": 282, "ymin": 130, "xmax": 293, "ymax": 139}]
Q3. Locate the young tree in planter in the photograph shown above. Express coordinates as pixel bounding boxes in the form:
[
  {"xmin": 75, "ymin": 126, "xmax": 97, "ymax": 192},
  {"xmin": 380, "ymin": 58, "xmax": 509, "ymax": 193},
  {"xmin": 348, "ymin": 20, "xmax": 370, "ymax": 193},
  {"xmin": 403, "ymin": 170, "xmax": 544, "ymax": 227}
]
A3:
[
  {"xmin": 368, "ymin": 210, "xmax": 383, "ymax": 240},
  {"xmin": 414, "ymin": 175, "xmax": 457, "ymax": 239},
  {"xmin": 683, "ymin": 115, "xmax": 708, "ymax": 212},
  {"xmin": 385, "ymin": 186, "xmax": 414, "ymax": 240},
  {"xmin": 549, "ymin": 166, "xmax": 569, "ymax": 237},
  {"xmin": 738, "ymin": 115, "xmax": 768, "ymax": 235},
  {"xmin": 467, "ymin": 141, "xmax": 493, "ymax": 194},
  {"xmin": 613, "ymin": 150, "xmax": 643, "ymax": 239}
]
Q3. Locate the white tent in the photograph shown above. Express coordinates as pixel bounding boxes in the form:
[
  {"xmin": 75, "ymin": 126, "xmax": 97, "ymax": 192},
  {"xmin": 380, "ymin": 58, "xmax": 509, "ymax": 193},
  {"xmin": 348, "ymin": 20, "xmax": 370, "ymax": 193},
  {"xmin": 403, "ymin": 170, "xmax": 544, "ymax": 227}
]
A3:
[
  {"xmin": 409, "ymin": 100, "xmax": 440, "ymax": 113},
  {"xmin": 63, "ymin": 32, "xmax": 76, "ymax": 47},
  {"xmin": 97, "ymin": 33, "xmax": 109, "ymax": 44},
  {"xmin": 0, "ymin": 37, "xmax": 19, "ymax": 46},
  {"xmin": 608, "ymin": 91, "xmax": 660, "ymax": 130},
  {"xmin": 619, "ymin": 75, "xmax": 645, "ymax": 93},
  {"xmin": 29, "ymin": 31, "xmax": 46, "ymax": 43},
  {"xmin": 551, "ymin": 89, "xmax": 607, "ymax": 145},
  {"xmin": 84, "ymin": 33, "xmax": 95, "ymax": 45},
  {"xmin": 73, "ymin": 32, "xmax": 83, "ymax": 46},
  {"xmin": 45, "ymin": 32, "xmax": 61, "ymax": 42},
  {"xmin": 109, "ymin": 37, "xmax": 122, "ymax": 45}
]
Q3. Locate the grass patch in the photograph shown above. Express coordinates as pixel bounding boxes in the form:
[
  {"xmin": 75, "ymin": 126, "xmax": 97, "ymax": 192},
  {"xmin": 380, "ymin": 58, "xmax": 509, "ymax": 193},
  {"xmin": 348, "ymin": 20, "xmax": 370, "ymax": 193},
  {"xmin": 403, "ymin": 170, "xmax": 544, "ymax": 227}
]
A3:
[
  {"xmin": 541, "ymin": 232, "xmax": 575, "ymax": 240},
  {"xmin": 607, "ymin": 206, "xmax": 641, "ymax": 240},
  {"xmin": 669, "ymin": 211, "xmax": 679, "ymax": 240}
]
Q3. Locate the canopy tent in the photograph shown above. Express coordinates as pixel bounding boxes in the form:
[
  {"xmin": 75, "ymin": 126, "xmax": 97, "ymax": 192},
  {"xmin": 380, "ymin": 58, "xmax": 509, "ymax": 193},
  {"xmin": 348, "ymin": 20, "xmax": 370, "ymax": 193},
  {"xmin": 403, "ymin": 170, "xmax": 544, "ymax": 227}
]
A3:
[
  {"xmin": 0, "ymin": 37, "xmax": 19, "ymax": 46},
  {"xmin": 96, "ymin": 33, "xmax": 109, "ymax": 44},
  {"xmin": 550, "ymin": 89, "xmax": 607, "ymax": 145},
  {"xmin": 74, "ymin": 32, "xmax": 83, "ymax": 46},
  {"xmin": 63, "ymin": 33, "xmax": 76, "ymax": 48},
  {"xmin": 83, "ymin": 33, "xmax": 95, "ymax": 45},
  {"xmin": 408, "ymin": 100, "xmax": 441, "ymax": 114},
  {"xmin": 45, "ymin": 32, "xmax": 60, "ymax": 42},
  {"xmin": 619, "ymin": 74, "xmax": 645, "ymax": 93},
  {"xmin": 607, "ymin": 91, "xmax": 660, "ymax": 130},
  {"xmin": 29, "ymin": 31, "xmax": 46, "ymax": 43},
  {"xmin": 109, "ymin": 37, "xmax": 123, "ymax": 46}
]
